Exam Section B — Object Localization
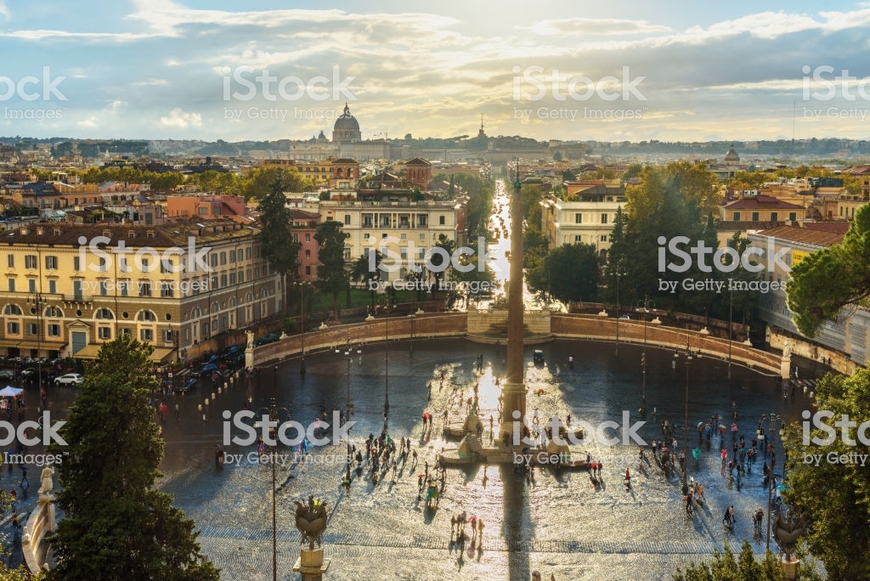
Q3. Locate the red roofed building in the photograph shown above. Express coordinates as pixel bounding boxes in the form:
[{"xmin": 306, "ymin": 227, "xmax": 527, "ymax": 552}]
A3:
[{"xmin": 720, "ymin": 195, "xmax": 804, "ymax": 223}]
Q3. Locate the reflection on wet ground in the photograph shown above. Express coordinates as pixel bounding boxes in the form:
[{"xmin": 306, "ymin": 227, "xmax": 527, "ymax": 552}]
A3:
[{"xmin": 2, "ymin": 338, "xmax": 819, "ymax": 579}]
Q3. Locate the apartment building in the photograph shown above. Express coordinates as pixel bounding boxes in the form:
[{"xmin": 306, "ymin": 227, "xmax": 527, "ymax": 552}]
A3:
[
  {"xmin": 540, "ymin": 180, "xmax": 626, "ymax": 255},
  {"xmin": 317, "ymin": 199, "xmax": 466, "ymax": 282},
  {"xmin": 0, "ymin": 221, "xmax": 280, "ymax": 362}
]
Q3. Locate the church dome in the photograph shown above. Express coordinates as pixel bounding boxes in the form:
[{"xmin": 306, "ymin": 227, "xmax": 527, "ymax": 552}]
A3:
[
  {"xmin": 332, "ymin": 103, "xmax": 361, "ymax": 144},
  {"xmin": 724, "ymin": 144, "xmax": 740, "ymax": 162}
]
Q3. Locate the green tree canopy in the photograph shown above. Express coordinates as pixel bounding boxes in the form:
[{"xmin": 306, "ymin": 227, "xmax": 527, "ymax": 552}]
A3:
[
  {"xmin": 784, "ymin": 367, "xmax": 870, "ymax": 580},
  {"xmin": 672, "ymin": 540, "xmax": 817, "ymax": 581},
  {"xmin": 258, "ymin": 170, "xmax": 302, "ymax": 312},
  {"xmin": 314, "ymin": 220, "xmax": 349, "ymax": 319},
  {"xmin": 527, "ymin": 242, "xmax": 598, "ymax": 303},
  {"xmin": 48, "ymin": 335, "xmax": 219, "ymax": 581},
  {"xmin": 786, "ymin": 203, "xmax": 870, "ymax": 337}
]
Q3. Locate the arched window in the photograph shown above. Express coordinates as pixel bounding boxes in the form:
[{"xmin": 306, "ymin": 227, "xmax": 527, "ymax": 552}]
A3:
[
  {"xmin": 95, "ymin": 308, "xmax": 114, "ymax": 320},
  {"xmin": 44, "ymin": 306, "xmax": 64, "ymax": 318},
  {"xmin": 136, "ymin": 310, "xmax": 157, "ymax": 322},
  {"xmin": 3, "ymin": 304, "xmax": 22, "ymax": 316}
]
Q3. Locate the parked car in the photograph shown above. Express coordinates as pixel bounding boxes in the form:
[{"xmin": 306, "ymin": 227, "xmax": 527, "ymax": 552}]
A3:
[
  {"xmin": 0, "ymin": 369, "xmax": 14, "ymax": 381},
  {"xmin": 533, "ymin": 350, "xmax": 545, "ymax": 365},
  {"xmin": 20, "ymin": 368, "xmax": 36, "ymax": 377},
  {"xmin": 55, "ymin": 373, "xmax": 84, "ymax": 386}
]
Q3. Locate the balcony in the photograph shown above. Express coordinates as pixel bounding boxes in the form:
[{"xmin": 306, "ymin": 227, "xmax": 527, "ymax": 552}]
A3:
[{"xmin": 62, "ymin": 294, "xmax": 93, "ymax": 304}]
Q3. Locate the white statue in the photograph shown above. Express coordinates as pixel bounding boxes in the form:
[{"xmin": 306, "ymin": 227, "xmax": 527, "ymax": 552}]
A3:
[{"xmin": 39, "ymin": 466, "xmax": 54, "ymax": 495}]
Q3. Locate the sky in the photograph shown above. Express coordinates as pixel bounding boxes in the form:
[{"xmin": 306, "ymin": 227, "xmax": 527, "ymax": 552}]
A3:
[{"xmin": 2, "ymin": 0, "xmax": 870, "ymax": 143}]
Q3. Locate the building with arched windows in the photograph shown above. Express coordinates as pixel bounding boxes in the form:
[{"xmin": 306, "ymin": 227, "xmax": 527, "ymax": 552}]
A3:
[{"xmin": 0, "ymin": 222, "xmax": 281, "ymax": 363}]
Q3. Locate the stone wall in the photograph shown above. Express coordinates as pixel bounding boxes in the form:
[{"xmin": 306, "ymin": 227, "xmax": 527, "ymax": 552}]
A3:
[
  {"xmin": 467, "ymin": 309, "xmax": 551, "ymax": 336},
  {"xmin": 253, "ymin": 313, "xmax": 468, "ymax": 366},
  {"xmin": 23, "ymin": 499, "xmax": 55, "ymax": 574}
]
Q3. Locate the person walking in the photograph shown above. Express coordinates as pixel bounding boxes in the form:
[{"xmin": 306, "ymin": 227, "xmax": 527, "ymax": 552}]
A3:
[{"xmin": 19, "ymin": 465, "xmax": 28, "ymax": 489}]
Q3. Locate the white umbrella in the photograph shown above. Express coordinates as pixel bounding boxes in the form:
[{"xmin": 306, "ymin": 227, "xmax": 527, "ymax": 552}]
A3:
[{"xmin": 0, "ymin": 386, "xmax": 23, "ymax": 397}]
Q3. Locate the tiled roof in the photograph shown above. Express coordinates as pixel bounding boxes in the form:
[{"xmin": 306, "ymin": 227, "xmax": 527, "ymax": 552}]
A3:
[
  {"xmin": 724, "ymin": 196, "xmax": 803, "ymax": 210},
  {"xmin": 755, "ymin": 225, "xmax": 844, "ymax": 248},
  {"xmin": 5, "ymin": 221, "xmax": 258, "ymax": 247}
]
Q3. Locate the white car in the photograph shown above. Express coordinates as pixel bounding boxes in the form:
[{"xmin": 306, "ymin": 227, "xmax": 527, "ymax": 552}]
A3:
[{"xmin": 55, "ymin": 373, "xmax": 84, "ymax": 386}]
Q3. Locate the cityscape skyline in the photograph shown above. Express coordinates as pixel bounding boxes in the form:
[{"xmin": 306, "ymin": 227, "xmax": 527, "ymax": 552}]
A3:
[{"xmin": 2, "ymin": 1, "xmax": 870, "ymax": 143}]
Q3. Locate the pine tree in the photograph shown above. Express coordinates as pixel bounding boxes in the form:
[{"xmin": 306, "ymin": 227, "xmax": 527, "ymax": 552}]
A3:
[
  {"xmin": 259, "ymin": 170, "xmax": 302, "ymax": 312},
  {"xmin": 47, "ymin": 335, "xmax": 220, "ymax": 581}
]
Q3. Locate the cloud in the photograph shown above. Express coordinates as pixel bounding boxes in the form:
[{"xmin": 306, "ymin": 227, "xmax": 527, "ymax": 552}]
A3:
[
  {"xmin": 0, "ymin": 1, "xmax": 8, "ymax": 21},
  {"xmin": 520, "ymin": 18, "xmax": 671, "ymax": 36},
  {"xmin": 159, "ymin": 108, "xmax": 202, "ymax": 128}
]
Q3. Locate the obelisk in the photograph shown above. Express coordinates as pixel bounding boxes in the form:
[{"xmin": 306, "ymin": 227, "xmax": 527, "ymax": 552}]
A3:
[{"xmin": 500, "ymin": 166, "xmax": 527, "ymax": 444}]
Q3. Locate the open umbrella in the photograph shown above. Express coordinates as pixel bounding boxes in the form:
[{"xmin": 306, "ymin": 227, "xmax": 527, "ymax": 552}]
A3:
[{"xmin": 0, "ymin": 386, "xmax": 22, "ymax": 397}]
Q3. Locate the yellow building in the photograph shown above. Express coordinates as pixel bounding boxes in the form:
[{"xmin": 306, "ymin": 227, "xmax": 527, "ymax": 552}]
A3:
[{"xmin": 0, "ymin": 221, "xmax": 280, "ymax": 363}]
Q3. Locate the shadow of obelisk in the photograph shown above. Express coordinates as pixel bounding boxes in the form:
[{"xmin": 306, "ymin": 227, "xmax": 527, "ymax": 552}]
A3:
[{"xmin": 499, "ymin": 164, "xmax": 527, "ymax": 444}]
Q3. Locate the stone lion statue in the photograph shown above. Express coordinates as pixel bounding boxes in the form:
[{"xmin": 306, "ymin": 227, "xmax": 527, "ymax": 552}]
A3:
[
  {"xmin": 773, "ymin": 509, "xmax": 806, "ymax": 561},
  {"xmin": 294, "ymin": 495, "xmax": 328, "ymax": 550}
]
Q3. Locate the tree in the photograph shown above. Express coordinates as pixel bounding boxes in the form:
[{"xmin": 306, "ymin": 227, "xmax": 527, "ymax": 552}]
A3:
[
  {"xmin": 527, "ymin": 243, "xmax": 598, "ymax": 303},
  {"xmin": 350, "ymin": 250, "xmax": 382, "ymax": 311},
  {"xmin": 784, "ymin": 368, "xmax": 870, "ymax": 580},
  {"xmin": 259, "ymin": 170, "xmax": 301, "ymax": 313},
  {"xmin": 431, "ymin": 234, "xmax": 456, "ymax": 293},
  {"xmin": 314, "ymin": 220, "xmax": 349, "ymax": 319},
  {"xmin": 241, "ymin": 166, "xmax": 311, "ymax": 200},
  {"xmin": 672, "ymin": 540, "xmax": 820, "ymax": 581},
  {"xmin": 47, "ymin": 335, "xmax": 219, "ymax": 581},
  {"xmin": 787, "ymin": 203, "xmax": 870, "ymax": 337}
]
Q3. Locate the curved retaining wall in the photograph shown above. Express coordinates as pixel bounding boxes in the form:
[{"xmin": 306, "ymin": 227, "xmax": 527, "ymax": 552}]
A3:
[{"xmin": 252, "ymin": 312, "xmax": 782, "ymax": 376}]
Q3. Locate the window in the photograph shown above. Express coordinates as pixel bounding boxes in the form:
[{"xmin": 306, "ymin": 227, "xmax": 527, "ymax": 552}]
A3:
[
  {"xmin": 771, "ymin": 212, "xmax": 778, "ymax": 221},
  {"xmin": 45, "ymin": 255, "xmax": 58, "ymax": 270},
  {"xmin": 238, "ymin": 270, "xmax": 244, "ymax": 283},
  {"xmin": 25, "ymin": 255, "xmax": 36, "ymax": 269},
  {"xmin": 220, "ymin": 274, "xmax": 228, "ymax": 288},
  {"xmin": 137, "ymin": 310, "xmax": 156, "ymax": 321},
  {"xmin": 48, "ymin": 279, "xmax": 57, "ymax": 294},
  {"xmin": 98, "ymin": 256, "xmax": 108, "ymax": 272},
  {"xmin": 751, "ymin": 212, "xmax": 759, "ymax": 221},
  {"xmin": 6, "ymin": 255, "xmax": 12, "ymax": 268},
  {"xmin": 138, "ymin": 280, "xmax": 151, "ymax": 296},
  {"xmin": 140, "ymin": 328, "xmax": 153, "ymax": 341},
  {"xmin": 600, "ymin": 235, "xmax": 608, "ymax": 242},
  {"xmin": 47, "ymin": 324, "xmax": 61, "ymax": 337},
  {"xmin": 229, "ymin": 250, "xmax": 236, "ymax": 263},
  {"xmin": 305, "ymin": 249, "xmax": 311, "ymax": 258},
  {"xmin": 6, "ymin": 322, "xmax": 19, "ymax": 335},
  {"xmin": 163, "ymin": 329, "xmax": 174, "ymax": 342},
  {"xmin": 600, "ymin": 213, "xmax": 608, "ymax": 224},
  {"xmin": 100, "ymin": 280, "xmax": 109, "ymax": 296},
  {"xmin": 28, "ymin": 279, "xmax": 36, "ymax": 292},
  {"xmin": 45, "ymin": 306, "xmax": 62, "ymax": 317},
  {"xmin": 160, "ymin": 260, "xmax": 172, "ymax": 274},
  {"xmin": 733, "ymin": 212, "xmax": 741, "ymax": 221},
  {"xmin": 789, "ymin": 212, "xmax": 797, "ymax": 221},
  {"xmin": 220, "ymin": 252, "xmax": 226, "ymax": 265},
  {"xmin": 574, "ymin": 235, "xmax": 582, "ymax": 243},
  {"xmin": 98, "ymin": 327, "xmax": 112, "ymax": 340},
  {"xmin": 161, "ymin": 282, "xmax": 174, "ymax": 298},
  {"xmin": 3, "ymin": 304, "xmax": 21, "ymax": 315},
  {"xmin": 344, "ymin": 214, "xmax": 351, "ymax": 225},
  {"xmin": 418, "ymin": 216, "xmax": 427, "ymax": 226},
  {"xmin": 210, "ymin": 254, "xmax": 218, "ymax": 268},
  {"xmin": 73, "ymin": 256, "xmax": 81, "ymax": 271},
  {"xmin": 246, "ymin": 247, "xmax": 252, "ymax": 260},
  {"xmin": 364, "ymin": 233, "xmax": 370, "ymax": 240},
  {"xmin": 574, "ymin": 213, "xmax": 582, "ymax": 224},
  {"xmin": 439, "ymin": 215, "xmax": 446, "ymax": 225},
  {"xmin": 95, "ymin": 308, "xmax": 113, "ymax": 319},
  {"xmin": 305, "ymin": 265, "xmax": 311, "ymax": 275},
  {"xmin": 7, "ymin": 279, "xmax": 14, "ymax": 292},
  {"xmin": 305, "ymin": 234, "xmax": 311, "ymax": 242},
  {"xmin": 211, "ymin": 275, "xmax": 218, "ymax": 289},
  {"xmin": 141, "ymin": 257, "xmax": 150, "ymax": 273},
  {"xmin": 26, "ymin": 323, "xmax": 37, "ymax": 335}
]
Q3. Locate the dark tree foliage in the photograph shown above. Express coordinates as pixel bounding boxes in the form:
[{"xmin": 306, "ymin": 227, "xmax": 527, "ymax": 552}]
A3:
[
  {"xmin": 48, "ymin": 335, "xmax": 219, "ymax": 581},
  {"xmin": 527, "ymin": 243, "xmax": 598, "ymax": 303},
  {"xmin": 787, "ymin": 203, "xmax": 870, "ymax": 337},
  {"xmin": 259, "ymin": 170, "xmax": 302, "ymax": 311},
  {"xmin": 314, "ymin": 220, "xmax": 349, "ymax": 319}
]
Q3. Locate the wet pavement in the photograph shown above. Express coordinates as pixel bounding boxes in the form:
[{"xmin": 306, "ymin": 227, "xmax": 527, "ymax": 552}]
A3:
[{"xmin": 0, "ymin": 338, "xmax": 815, "ymax": 580}]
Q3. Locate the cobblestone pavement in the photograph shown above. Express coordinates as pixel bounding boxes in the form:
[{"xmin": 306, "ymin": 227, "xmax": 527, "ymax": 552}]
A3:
[{"xmin": 0, "ymin": 339, "xmax": 824, "ymax": 580}]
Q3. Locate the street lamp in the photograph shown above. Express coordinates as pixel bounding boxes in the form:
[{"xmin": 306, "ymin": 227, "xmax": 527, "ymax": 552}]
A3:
[
  {"xmin": 673, "ymin": 335, "xmax": 699, "ymax": 491},
  {"xmin": 344, "ymin": 348, "xmax": 353, "ymax": 484},
  {"xmin": 759, "ymin": 412, "xmax": 784, "ymax": 551},
  {"xmin": 299, "ymin": 281, "xmax": 308, "ymax": 376},
  {"xmin": 255, "ymin": 397, "xmax": 289, "ymax": 581},
  {"xmin": 615, "ymin": 271, "xmax": 620, "ymax": 356},
  {"xmin": 383, "ymin": 315, "xmax": 389, "ymax": 427},
  {"xmin": 637, "ymin": 308, "xmax": 648, "ymax": 417},
  {"xmin": 728, "ymin": 290, "xmax": 733, "ymax": 379},
  {"xmin": 408, "ymin": 313, "xmax": 416, "ymax": 355},
  {"xmin": 28, "ymin": 293, "xmax": 46, "ymax": 395}
]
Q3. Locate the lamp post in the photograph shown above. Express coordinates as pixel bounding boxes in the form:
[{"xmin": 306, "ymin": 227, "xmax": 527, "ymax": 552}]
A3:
[
  {"xmin": 256, "ymin": 397, "xmax": 289, "ymax": 581},
  {"xmin": 344, "ymin": 348, "xmax": 353, "ymax": 484},
  {"xmin": 29, "ymin": 293, "xmax": 45, "ymax": 394},
  {"xmin": 383, "ymin": 314, "xmax": 390, "ymax": 427},
  {"xmin": 640, "ymin": 310, "xmax": 648, "ymax": 416},
  {"xmin": 759, "ymin": 412, "xmax": 784, "ymax": 551},
  {"xmin": 728, "ymin": 290, "xmax": 733, "ymax": 379},
  {"xmin": 673, "ymin": 335, "xmax": 699, "ymax": 490},
  {"xmin": 408, "ymin": 313, "xmax": 415, "ymax": 355},
  {"xmin": 615, "ymin": 271, "xmax": 620, "ymax": 356},
  {"xmin": 299, "ymin": 281, "xmax": 307, "ymax": 376}
]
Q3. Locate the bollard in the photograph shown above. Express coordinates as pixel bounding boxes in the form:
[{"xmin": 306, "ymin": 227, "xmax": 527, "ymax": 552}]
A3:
[
  {"xmin": 198, "ymin": 404, "xmax": 202, "ymax": 412},
  {"xmin": 202, "ymin": 413, "xmax": 207, "ymax": 421},
  {"xmin": 211, "ymin": 392, "xmax": 216, "ymax": 400},
  {"xmin": 224, "ymin": 381, "xmax": 229, "ymax": 390},
  {"xmin": 205, "ymin": 398, "xmax": 210, "ymax": 406},
  {"xmin": 218, "ymin": 387, "xmax": 222, "ymax": 394},
  {"xmin": 230, "ymin": 377, "xmax": 234, "ymax": 385}
]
